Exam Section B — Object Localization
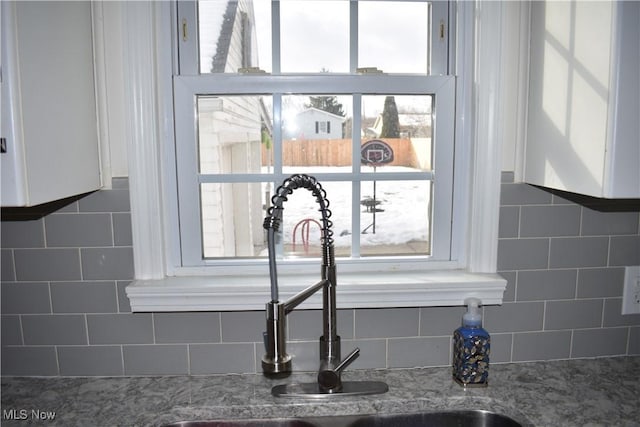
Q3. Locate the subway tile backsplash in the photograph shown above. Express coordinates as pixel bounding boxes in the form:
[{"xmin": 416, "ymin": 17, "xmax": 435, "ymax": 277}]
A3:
[{"xmin": 1, "ymin": 175, "xmax": 639, "ymax": 376}]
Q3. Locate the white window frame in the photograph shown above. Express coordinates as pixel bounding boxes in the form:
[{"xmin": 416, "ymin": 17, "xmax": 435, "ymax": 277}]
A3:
[
  {"xmin": 173, "ymin": 74, "xmax": 455, "ymax": 269},
  {"xmin": 174, "ymin": 0, "xmax": 454, "ymax": 268},
  {"xmin": 123, "ymin": 1, "xmax": 510, "ymax": 312}
]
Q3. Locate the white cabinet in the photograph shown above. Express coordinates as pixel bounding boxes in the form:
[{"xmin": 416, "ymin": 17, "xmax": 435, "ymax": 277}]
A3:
[
  {"xmin": 524, "ymin": 1, "xmax": 639, "ymax": 199},
  {"xmin": 1, "ymin": 1, "xmax": 101, "ymax": 207}
]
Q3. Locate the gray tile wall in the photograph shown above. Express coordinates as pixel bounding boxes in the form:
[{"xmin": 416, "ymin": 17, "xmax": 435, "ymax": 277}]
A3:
[{"xmin": 1, "ymin": 175, "xmax": 639, "ymax": 376}]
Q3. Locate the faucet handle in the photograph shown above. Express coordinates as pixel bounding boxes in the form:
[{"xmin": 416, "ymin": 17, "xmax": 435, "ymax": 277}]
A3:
[
  {"xmin": 317, "ymin": 347, "xmax": 360, "ymax": 392},
  {"xmin": 335, "ymin": 347, "xmax": 360, "ymax": 373}
]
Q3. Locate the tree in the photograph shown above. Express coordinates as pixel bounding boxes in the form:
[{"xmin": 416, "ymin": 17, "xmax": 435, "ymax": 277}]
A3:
[
  {"xmin": 306, "ymin": 96, "xmax": 345, "ymax": 117},
  {"xmin": 379, "ymin": 96, "xmax": 400, "ymax": 138}
]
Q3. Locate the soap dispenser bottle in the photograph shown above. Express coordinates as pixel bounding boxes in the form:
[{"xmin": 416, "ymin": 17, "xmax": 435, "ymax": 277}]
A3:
[{"xmin": 452, "ymin": 298, "xmax": 490, "ymax": 387}]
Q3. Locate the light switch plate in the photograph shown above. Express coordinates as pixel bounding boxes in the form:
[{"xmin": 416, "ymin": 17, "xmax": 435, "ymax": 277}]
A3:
[{"xmin": 621, "ymin": 266, "xmax": 640, "ymax": 315}]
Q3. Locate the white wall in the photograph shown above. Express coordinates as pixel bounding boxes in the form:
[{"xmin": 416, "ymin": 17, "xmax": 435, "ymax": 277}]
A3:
[
  {"xmin": 499, "ymin": 1, "xmax": 529, "ymax": 173},
  {"xmin": 94, "ymin": 2, "xmax": 129, "ymax": 179}
]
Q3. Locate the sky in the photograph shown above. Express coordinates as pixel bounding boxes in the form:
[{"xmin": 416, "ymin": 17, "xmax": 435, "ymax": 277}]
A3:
[
  {"xmin": 253, "ymin": 0, "xmax": 430, "ymax": 74},
  {"xmin": 199, "ymin": 1, "xmax": 433, "ymax": 117}
]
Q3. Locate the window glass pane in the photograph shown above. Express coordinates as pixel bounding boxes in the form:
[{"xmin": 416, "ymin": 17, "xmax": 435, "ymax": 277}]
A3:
[
  {"xmin": 201, "ymin": 182, "xmax": 272, "ymax": 258},
  {"xmin": 281, "ymin": 179, "xmax": 352, "ymax": 258},
  {"xmin": 360, "ymin": 180, "xmax": 431, "ymax": 256},
  {"xmin": 280, "ymin": 0, "xmax": 349, "ymax": 73},
  {"xmin": 359, "ymin": 1, "xmax": 430, "ymax": 74},
  {"xmin": 198, "ymin": 0, "xmax": 271, "ymax": 73},
  {"xmin": 197, "ymin": 95, "xmax": 273, "ymax": 174},
  {"xmin": 361, "ymin": 95, "xmax": 433, "ymax": 172},
  {"xmin": 282, "ymin": 95, "xmax": 352, "ymax": 171}
]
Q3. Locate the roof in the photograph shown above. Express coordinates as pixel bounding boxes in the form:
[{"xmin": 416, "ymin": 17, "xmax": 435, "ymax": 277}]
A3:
[{"xmin": 296, "ymin": 107, "xmax": 347, "ymax": 122}]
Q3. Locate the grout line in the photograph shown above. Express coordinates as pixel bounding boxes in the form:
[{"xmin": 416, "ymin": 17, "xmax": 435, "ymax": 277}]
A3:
[
  {"xmin": 509, "ymin": 332, "xmax": 515, "ymax": 363},
  {"xmin": 47, "ymin": 281, "xmax": 54, "ymax": 313},
  {"xmin": 120, "ymin": 345, "xmax": 126, "ymax": 375},
  {"xmin": 252, "ymin": 342, "xmax": 258, "ymax": 374},
  {"xmin": 17, "ymin": 314, "xmax": 26, "ymax": 346},
  {"xmin": 218, "ymin": 312, "xmax": 224, "ymax": 343},
  {"xmin": 78, "ymin": 248, "xmax": 84, "ymax": 281},
  {"xmin": 110, "ymin": 213, "xmax": 116, "ymax": 247},
  {"xmin": 384, "ymin": 338, "xmax": 389, "ymax": 369},
  {"xmin": 115, "ymin": 282, "xmax": 121, "ymax": 313},
  {"xmin": 568, "ymin": 330, "xmax": 574, "ymax": 359},
  {"xmin": 41, "ymin": 217, "xmax": 48, "ymax": 248},
  {"xmin": 151, "ymin": 313, "xmax": 157, "ymax": 344},
  {"xmin": 186, "ymin": 344, "xmax": 192, "ymax": 375},
  {"xmin": 84, "ymin": 314, "xmax": 90, "ymax": 345},
  {"xmin": 625, "ymin": 328, "xmax": 631, "ymax": 355},
  {"xmin": 53, "ymin": 345, "xmax": 61, "ymax": 375},
  {"xmin": 352, "ymin": 308, "xmax": 357, "ymax": 339},
  {"xmin": 546, "ymin": 237, "xmax": 551, "ymax": 270},
  {"xmin": 10, "ymin": 249, "xmax": 18, "ymax": 282},
  {"xmin": 578, "ymin": 206, "xmax": 583, "ymax": 236}
]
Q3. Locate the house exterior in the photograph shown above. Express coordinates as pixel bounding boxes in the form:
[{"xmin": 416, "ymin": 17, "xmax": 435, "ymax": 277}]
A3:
[
  {"xmin": 284, "ymin": 107, "xmax": 346, "ymax": 140},
  {"xmin": 198, "ymin": 0, "xmax": 266, "ymax": 258},
  {"xmin": 366, "ymin": 111, "xmax": 432, "ymax": 139}
]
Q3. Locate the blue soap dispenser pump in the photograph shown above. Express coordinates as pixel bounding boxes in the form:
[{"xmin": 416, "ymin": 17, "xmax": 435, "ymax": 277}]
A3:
[{"xmin": 452, "ymin": 297, "xmax": 490, "ymax": 387}]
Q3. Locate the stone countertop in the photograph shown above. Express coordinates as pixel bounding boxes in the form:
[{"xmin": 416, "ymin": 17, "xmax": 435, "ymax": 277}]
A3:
[{"xmin": 2, "ymin": 356, "xmax": 639, "ymax": 427}]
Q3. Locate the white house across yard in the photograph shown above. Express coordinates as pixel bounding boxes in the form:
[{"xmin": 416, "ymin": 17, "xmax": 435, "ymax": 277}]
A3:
[{"xmin": 284, "ymin": 107, "xmax": 346, "ymax": 140}]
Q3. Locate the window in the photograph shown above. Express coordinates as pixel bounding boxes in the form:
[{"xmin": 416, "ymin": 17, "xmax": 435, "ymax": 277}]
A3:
[
  {"xmin": 314, "ymin": 121, "xmax": 331, "ymax": 135},
  {"xmin": 174, "ymin": 0, "xmax": 455, "ymax": 269},
  {"xmin": 120, "ymin": 0, "xmax": 509, "ymax": 311}
]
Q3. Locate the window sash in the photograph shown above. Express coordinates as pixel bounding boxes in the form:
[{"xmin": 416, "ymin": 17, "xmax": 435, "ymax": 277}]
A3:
[
  {"xmin": 173, "ymin": 74, "xmax": 455, "ymax": 267},
  {"xmin": 176, "ymin": 0, "xmax": 450, "ymax": 76}
]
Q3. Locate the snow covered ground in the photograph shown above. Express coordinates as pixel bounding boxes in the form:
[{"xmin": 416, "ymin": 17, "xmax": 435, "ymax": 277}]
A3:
[{"xmin": 273, "ymin": 166, "xmax": 431, "ymax": 254}]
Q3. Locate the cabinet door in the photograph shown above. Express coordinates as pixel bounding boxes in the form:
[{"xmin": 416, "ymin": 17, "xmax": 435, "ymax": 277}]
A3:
[
  {"xmin": 604, "ymin": 0, "xmax": 640, "ymax": 198},
  {"xmin": 524, "ymin": 1, "xmax": 639, "ymax": 199},
  {"xmin": 1, "ymin": 1, "xmax": 101, "ymax": 207}
]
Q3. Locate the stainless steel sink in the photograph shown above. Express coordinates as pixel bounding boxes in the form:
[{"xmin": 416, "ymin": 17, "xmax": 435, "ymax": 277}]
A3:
[
  {"xmin": 344, "ymin": 410, "xmax": 525, "ymax": 426},
  {"xmin": 164, "ymin": 420, "xmax": 316, "ymax": 427},
  {"xmin": 163, "ymin": 409, "xmax": 527, "ymax": 427}
]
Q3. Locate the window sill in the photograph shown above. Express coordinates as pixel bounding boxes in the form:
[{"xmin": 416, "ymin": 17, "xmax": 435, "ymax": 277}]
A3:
[{"xmin": 126, "ymin": 270, "xmax": 507, "ymax": 311}]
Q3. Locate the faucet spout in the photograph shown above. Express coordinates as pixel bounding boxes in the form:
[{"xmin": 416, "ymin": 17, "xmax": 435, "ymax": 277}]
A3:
[
  {"xmin": 263, "ymin": 174, "xmax": 334, "ymax": 303},
  {"xmin": 261, "ymin": 174, "xmax": 388, "ymax": 398},
  {"xmin": 262, "ymin": 174, "xmax": 336, "ymax": 378}
]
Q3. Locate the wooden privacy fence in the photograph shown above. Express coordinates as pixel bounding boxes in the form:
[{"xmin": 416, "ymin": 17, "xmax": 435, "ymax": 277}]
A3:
[{"xmin": 262, "ymin": 138, "xmax": 430, "ymax": 169}]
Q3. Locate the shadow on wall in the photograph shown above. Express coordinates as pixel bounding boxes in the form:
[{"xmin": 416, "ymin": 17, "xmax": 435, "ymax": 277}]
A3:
[{"xmin": 1, "ymin": 192, "xmax": 96, "ymax": 221}]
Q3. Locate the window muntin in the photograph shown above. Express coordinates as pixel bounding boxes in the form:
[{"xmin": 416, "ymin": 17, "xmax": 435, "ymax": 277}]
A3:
[
  {"xmin": 176, "ymin": 1, "xmax": 454, "ymax": 268},
  {"xmin": 191, "ymin": 0, "xmax": 447, "ymax": 75}
]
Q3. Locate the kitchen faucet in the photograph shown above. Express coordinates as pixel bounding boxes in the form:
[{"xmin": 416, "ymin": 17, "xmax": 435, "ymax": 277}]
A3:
[{"xmin": 262, "ymin": 174, "xmax": 388, "ymax": 398}]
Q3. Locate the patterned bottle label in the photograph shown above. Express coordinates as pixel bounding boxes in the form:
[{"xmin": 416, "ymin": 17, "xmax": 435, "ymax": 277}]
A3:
[{"xmin": 452, "ymin": 328, "xmax": 490, "ymax": 387}]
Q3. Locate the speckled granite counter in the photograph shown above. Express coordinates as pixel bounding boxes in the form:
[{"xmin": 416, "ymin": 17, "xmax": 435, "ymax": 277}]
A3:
[{"xmin": 2, "ymin": 357, "xmax": 639, "ymax": 427}]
